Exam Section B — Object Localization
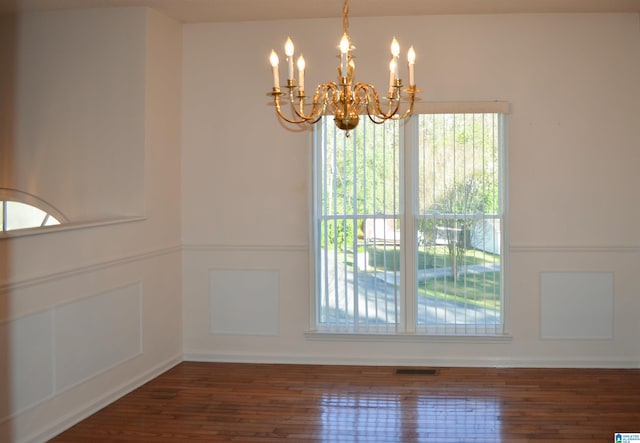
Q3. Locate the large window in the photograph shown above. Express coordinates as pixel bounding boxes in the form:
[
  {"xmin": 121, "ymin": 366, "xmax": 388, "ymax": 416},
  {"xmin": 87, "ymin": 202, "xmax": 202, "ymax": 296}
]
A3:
[{"xmin": 312, "ymin": 106, "xmax": 506, "ymax": 335}]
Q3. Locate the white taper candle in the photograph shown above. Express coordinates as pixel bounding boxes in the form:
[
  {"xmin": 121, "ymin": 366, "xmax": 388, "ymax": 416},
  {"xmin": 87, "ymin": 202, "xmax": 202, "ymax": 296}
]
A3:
[
  {"xmin": 269, "ymin": 50, "xmax": 279, "ymax": 88},
  {"xmin": 285, "ymin": 37, "xmax": 294, "ymax": 81}
]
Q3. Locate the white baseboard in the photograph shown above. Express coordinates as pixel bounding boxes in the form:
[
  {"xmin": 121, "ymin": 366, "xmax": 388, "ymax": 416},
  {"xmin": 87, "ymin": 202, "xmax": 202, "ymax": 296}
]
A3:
[
  {"xmin": 184, "ymin": 351, "xmax": 640, "ymax": 369},
  {"xmin": 24, "ymin": 353, "xmax": 183, "ymax": 443}
]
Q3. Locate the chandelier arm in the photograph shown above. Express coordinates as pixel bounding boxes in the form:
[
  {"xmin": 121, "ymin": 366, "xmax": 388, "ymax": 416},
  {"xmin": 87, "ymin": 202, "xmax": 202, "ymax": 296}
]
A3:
[
  {"xmin": 296, "ymin": 83, "xmax": 338, "ymax": 121},
  {"xmin": 351, "ymin": 85, "xmax": 385, "ymax": 125},
  {"xmin": 387, "ymin": 93, "xmax": 417, "ymax": 121},
  {"xmin": 366, "ymin": 113, "xmax": 388, "ymax": 125},
  {"xmin": 274, "ymin": 83, "xmax": 339, "ymax": 125},
  {"xmin": 354, "ymin": 83, "xmax": 402, "ymax": 121},
  {"xmin": 273, "ymin": 94, "xmax": 312, "ymax": 124},
  {"xmin": 353, "ymin": 83, "xmax": 374, "ymax": 113},
  {"xmin": 287, "ymin": 88, "xmax": 321, "ymax": 122},
  {"xmin": 304, "ymin": 106, "xmax": 328, "ymax": 125},
  {"xmin": 305, "ymin": 84, "xmax": 335, "ymax": 124}
]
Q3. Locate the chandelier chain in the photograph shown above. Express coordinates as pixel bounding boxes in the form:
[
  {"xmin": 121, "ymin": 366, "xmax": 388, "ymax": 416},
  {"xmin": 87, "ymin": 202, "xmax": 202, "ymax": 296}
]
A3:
[{"xmin": 342, "ymin": 0, "xmax": 349, "ymax": 35}]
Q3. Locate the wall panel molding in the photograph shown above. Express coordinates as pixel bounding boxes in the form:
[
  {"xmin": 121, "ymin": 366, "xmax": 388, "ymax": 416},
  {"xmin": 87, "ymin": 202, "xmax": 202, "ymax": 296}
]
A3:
[
  {"xmin": 0, "ymin": 245, "xmax": 181, "ymax": 293},
  {"xmin": 0, "ymin": 282, "xmax": 145, "ymax": 423},
  {"xmin": 209, "ymin": 269, "xmax": 279, "ymax": 336},
  {"xmin": 182, "ymin": 243, "xmax": 308, "ymax": 253},
  {"xmin": 0, "ymin": 310, "xmax": 55, "ymax": 422},
  {"xmin": 540, "ymin": 272, "xmax": 614, "ymax": 339},
  {"xmin": 510, "ymin": 244, "xmax": 640, "ymax": 253},
  {"xmin": 54, "ymin": 282, "xmax": 143, "ymax": 392}
]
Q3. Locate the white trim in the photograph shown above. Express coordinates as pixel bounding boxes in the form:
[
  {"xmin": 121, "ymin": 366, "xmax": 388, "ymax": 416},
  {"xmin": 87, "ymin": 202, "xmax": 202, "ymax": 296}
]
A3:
[
  {"xmin": 0, "ymin": 215, "xmax": 146, "ymax": 240},
  {"xmin": 309, "ymin": 110, "xmax": 507, "ymax": 336},
  {"xmin": 184, "ymin": 351, "xmax": 639, "ymax": 369},
  {"xmin": 499, "ymin": 113, "xmax": 510, "ymax": 338},
  {"xmin": 23, "ymin": 354, "xmax": 183, "ymax": 443},
  {"xmin": 402, "ymin": 106, "xmax": 415, "ymax": 334},
  {"xmin": 182, "ymin": 243, "xmax": 308, "ymax": 253},
  {"xmin": 510, "ymin": 244, "xmax": 640, "ymax": 253},
  {"xmin": 413, "ymin": 101, "xmax": 510, "ymax": 115},
  {"xmin": 305, "ymin": 331, "xmax": 513, "ymax": 343},
  {"xmin": 308, "ymin": 127, "xmax": 318, "ymax": 333}
]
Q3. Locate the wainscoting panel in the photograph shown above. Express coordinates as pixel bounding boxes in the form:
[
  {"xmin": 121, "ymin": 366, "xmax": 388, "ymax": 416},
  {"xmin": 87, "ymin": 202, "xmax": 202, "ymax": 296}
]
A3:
[
  {"xmin": 209, "ymin": 269, "xmax": 279, "ymax": 336},
  {"xmin": 540, "ymin": 272, "xmax": 614, "ymax": 339},
  {"xmin": 54, "ymin": 282, "xmax": 142, "ymax": 391},
  {"xmin": 0, "ymin": 310, "xmax": 54, "ymax": 420}
]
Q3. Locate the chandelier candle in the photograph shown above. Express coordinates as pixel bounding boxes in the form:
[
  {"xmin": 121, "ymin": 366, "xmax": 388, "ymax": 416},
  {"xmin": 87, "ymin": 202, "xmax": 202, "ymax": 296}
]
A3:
[
  {"xmin": 408, "ymin": 46, "xmax": 416, "ymax": 87},
  {"xmin": 339, "ymin": 34, "xmax": 349, "ymax": 79},
  {"xmin": 388, "ymin": 59, "xmax": 397, "ymax": 97},
  {"xmin": 269, "ymin": 50, "xmax": 279, "ymax": 90},
  {"xmin": 284, "ymin": 37, "xmax": 294, "ymax": 81},
  {"xmin": 391, "ymin": 37, "xmax": 400, "ymax": 81},
  {"xmin": 267, "ymin": 0, "xmax": 419, "ymax": 134},
  {"xmin": 297, "ymin": 55, "xmax": 305, "ymax": 95}
]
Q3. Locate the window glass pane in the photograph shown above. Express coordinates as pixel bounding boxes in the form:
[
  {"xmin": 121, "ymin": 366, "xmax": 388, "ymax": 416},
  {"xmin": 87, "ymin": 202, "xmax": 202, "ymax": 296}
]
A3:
[
  {"xmin": 313, "ymin": 111, "xmax": 505, "ymax": 336},
  {"xmin": 415, "ymin": 113, "xmax": 502, "ymax": 334},
  {"xmin": 6, "ymin": 201, "xmax": 48, "ymax": 231},
  {"xmin": 43, "ymin": 215, "xmax": 61, "ymax": 226},
  {"xmin": 316, "ymin": 117, "xmax": 400, "ymax": 332}
]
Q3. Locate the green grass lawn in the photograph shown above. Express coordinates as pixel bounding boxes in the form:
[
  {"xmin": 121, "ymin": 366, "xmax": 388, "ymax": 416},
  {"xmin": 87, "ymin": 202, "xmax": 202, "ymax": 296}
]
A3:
[
  {"xmin": 364, "ymin": 245, "xmax": 501, "ymax": 309},
  {"xmin": 366, "ymin": 245, "xmax": 498, "ymax": 270},
  {"xmin": 418, "ymin": 271, "xmax": 501, "ymax": 309},
  {"xmin": 425, "ymin": 245, "xmax": 499, "ymax": 267}
]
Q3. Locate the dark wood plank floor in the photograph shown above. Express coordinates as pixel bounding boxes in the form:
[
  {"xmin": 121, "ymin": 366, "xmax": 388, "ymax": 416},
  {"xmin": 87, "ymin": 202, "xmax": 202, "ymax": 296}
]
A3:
[{"xmin": 50, "ymin": 362, "xmax": 640, "ymax": 442}]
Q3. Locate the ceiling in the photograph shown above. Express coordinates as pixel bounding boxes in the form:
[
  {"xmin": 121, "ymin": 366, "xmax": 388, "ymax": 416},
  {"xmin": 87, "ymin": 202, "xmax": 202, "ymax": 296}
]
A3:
[{"xmin": 1, "ymin": 0, "xmax": 640, "ymax": 23}]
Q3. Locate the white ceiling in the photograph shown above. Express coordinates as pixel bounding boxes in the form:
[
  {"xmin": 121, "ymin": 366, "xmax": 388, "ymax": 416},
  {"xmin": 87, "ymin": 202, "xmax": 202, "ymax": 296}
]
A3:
[{"xmin": 1, "ymin": 0, "xmax": 640, "ymax": 22}]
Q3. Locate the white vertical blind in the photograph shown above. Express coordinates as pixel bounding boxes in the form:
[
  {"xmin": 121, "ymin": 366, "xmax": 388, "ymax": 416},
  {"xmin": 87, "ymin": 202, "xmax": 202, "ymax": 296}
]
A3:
[
  {"xmin": 415, "ymin": 113, "xmax": 504, "ymax": 335},
  {"xmin": 313, "ymin": 106, "xmax": 506, "ymax": 335},
  {"xmin": 315, "ymin": 117, "xmax": 401, "ymax": 333}
]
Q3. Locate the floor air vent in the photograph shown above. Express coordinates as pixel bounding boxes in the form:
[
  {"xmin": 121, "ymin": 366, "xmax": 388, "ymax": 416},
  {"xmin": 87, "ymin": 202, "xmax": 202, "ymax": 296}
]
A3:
[{"xmin": 394, "ymin": 368, "xmax": 439, "ymax": 376}]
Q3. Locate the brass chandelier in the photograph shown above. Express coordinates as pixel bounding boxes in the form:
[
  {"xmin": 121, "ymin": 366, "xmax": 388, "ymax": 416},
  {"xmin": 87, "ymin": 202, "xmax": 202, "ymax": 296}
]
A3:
[{"xmin": 267, "ymin": 0, "xmax": 418, "ymax": 134}]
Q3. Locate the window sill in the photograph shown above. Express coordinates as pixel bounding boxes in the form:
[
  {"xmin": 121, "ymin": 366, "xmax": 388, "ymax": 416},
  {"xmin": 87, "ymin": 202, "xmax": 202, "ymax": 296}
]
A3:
[
  {"xmin": 0, "ymin": 215, "xmax": 146, "ymax": 240},
  {"xmin": 305, "ymin": 331, "xmax": 513, "ymax": 344}
]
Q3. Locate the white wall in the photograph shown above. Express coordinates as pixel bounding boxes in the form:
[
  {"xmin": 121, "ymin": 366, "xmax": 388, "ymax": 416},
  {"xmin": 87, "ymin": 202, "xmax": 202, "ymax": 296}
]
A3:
[
  {"xmin": 0, "ymin": 8, "xmax": 182, "ymax": 443},
  {"xmin": 0, "ymin": 9, "xmax": 145, "ymax": 222},
  {"xmin": 182, "ymin": 14, "xmax": 640, "ymax": 367},
  {"xmin": 1, "ymin": 9, "xmax": 639, "ymax": 443}
]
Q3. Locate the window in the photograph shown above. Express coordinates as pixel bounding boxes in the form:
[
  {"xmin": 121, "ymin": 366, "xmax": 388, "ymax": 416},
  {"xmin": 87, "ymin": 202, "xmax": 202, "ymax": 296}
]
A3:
[
  {"xmin": 312, "ymin": 105, "xmax": 507, "ymax": 335},
  {"xmin": 0, "ymin": 188, "xmax": 66, "ymax": 232}
]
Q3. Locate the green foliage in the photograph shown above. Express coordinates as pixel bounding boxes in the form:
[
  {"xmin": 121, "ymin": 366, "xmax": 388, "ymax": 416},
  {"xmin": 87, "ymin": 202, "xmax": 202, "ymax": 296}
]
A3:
[
  {"xmin": 416, "ymin": 113, "xmax": 500, "ymax": 214},
  {"xmin": 440, "ymin": 174, "xmax": 498, "ymax": 215},
  {"xmin": 320, "ymin": 114, "xmax": 500, "ymax": 259},
  {"xmin": 320, "ymin": 219, "xmax": 356, "ymax": 251},
  {"xmin": 421, "ymin": 174, "xmax": 499, "ymax": 280},
  {"xmin": 320, "ymin": 120, "xmax": 399, "ymax": 251}
]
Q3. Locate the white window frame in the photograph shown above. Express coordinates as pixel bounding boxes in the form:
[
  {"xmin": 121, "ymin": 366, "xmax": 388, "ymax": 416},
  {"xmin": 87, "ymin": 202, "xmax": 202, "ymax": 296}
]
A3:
[{"xmin": 309, "ymin": 101, "xmax": 509, "ymax": 337}]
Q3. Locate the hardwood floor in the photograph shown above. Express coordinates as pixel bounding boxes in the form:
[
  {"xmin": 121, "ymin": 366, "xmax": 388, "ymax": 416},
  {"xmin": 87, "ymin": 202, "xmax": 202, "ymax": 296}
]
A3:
[{"xmin": 50, "ymin": 362, "xmax": 640, "ymax": 442}]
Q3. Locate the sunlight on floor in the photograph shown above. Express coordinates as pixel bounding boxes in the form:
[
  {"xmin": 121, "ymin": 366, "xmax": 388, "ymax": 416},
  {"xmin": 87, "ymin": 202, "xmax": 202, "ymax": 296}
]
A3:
[{"xmin": 320, "ymin": 392, "xmax": 501, "ymax": 442}]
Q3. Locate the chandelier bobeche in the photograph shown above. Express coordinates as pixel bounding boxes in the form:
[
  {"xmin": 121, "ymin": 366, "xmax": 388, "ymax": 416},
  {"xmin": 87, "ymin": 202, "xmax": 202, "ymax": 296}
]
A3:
[{"xmin": 268, "ymin": 0, "xmax": 418, "ymax": 134}]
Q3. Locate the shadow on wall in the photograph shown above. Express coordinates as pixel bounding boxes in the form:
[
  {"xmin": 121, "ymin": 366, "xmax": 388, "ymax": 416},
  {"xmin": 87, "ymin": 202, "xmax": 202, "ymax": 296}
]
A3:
[{"xmin": 0, "ymin": 8, "xmax": 18, "ymax": 442}]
